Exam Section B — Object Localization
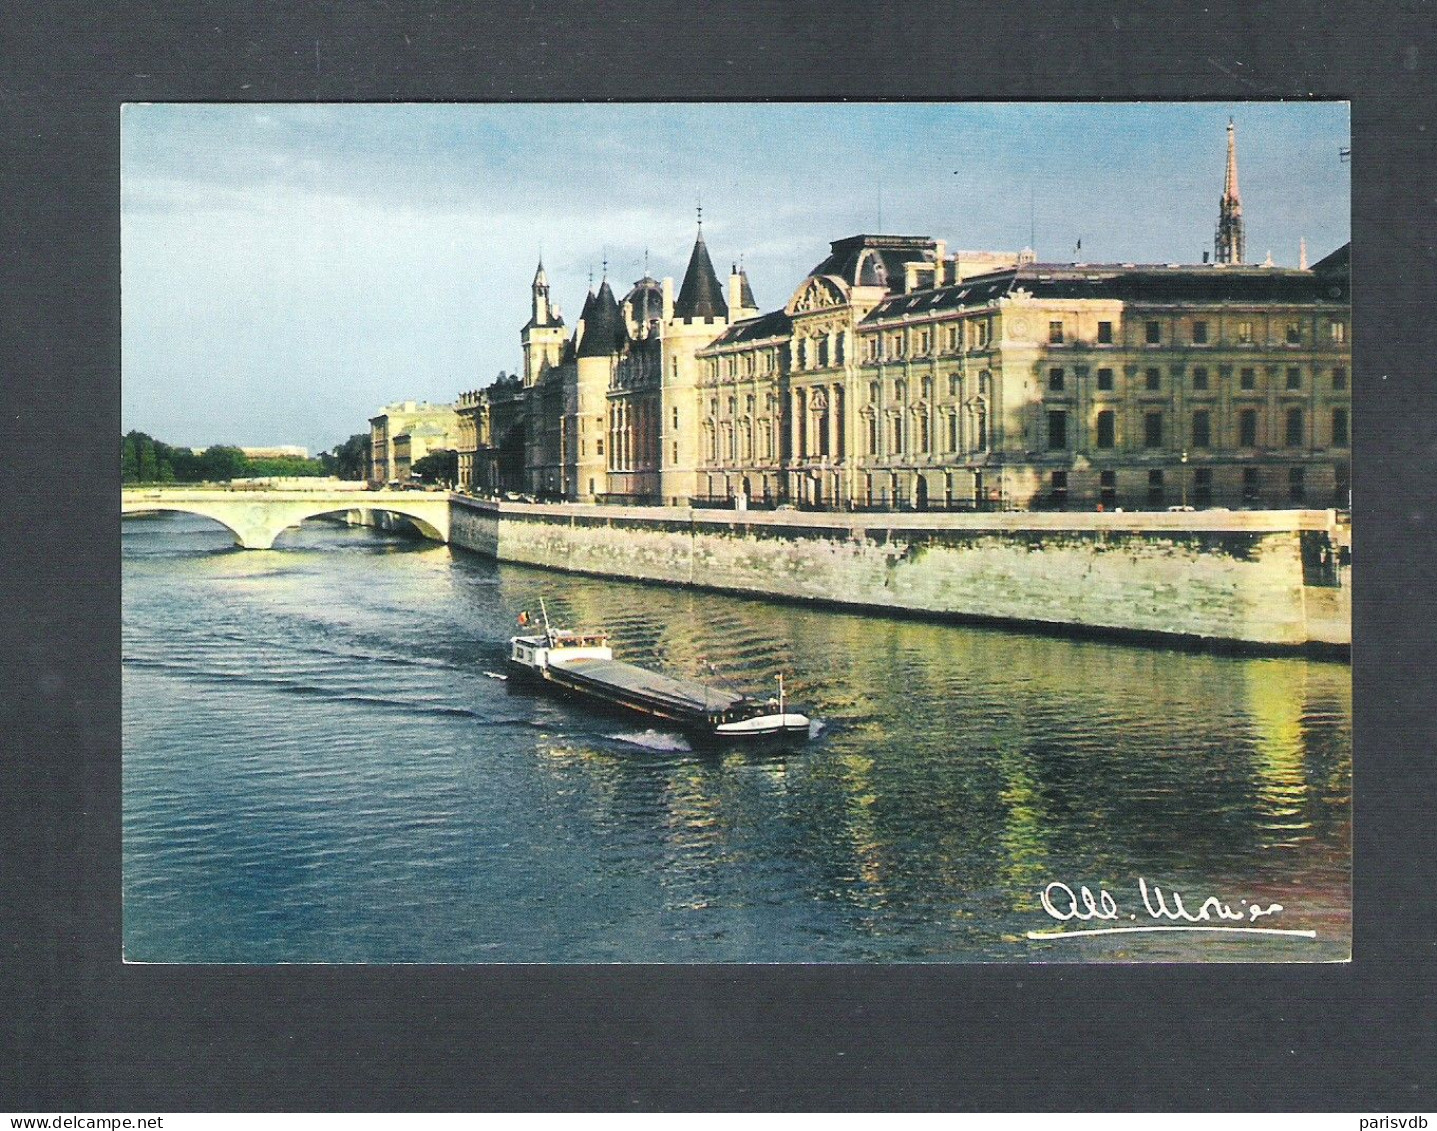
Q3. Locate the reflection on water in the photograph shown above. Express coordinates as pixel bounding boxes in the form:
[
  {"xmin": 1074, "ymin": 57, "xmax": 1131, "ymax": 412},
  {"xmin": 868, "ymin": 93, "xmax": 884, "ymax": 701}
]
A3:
[{"xmin": 123, "ymin": 513, "xmax": 1351, "ymax": 963}]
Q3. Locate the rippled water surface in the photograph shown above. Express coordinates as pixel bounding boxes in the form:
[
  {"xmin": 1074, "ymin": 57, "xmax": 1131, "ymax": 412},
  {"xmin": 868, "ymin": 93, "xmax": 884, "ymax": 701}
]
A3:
[{"xmin": 123, "ymin": 513, "xmax": 1352, "ymax": 962}]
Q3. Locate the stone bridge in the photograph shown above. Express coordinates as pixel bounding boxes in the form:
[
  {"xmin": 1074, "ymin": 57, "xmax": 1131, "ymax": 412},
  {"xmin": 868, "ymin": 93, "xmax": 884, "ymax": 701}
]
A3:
[{"xmin": 120, "ymin": 487, "xmax": 450, "ymax": 550}]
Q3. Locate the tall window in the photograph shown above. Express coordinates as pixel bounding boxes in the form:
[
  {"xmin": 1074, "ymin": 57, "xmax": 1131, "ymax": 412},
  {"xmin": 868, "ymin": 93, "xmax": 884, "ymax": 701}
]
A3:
[
  {"xmin": 1097, "ymin": 367, "xmax": 1114, "ymax": 391},
  {"xmin": 1237, "ymin": 320, "xmax": 1253, "ymax": 344},
  {"xmin": 1047, "ymin": 410, "xmax": 1068, "ymax": 450},
  {"xmin": 1144, "ymin": 411, "xmax": 1163, "ymax": 449},
  {"xmin": 1096, "ymin": 410, "xmax": 1116, "ymax": 449},
  {"xmin": 1097, "ymin": 321, "xmax": 1113, "ymax": 345},
  {"xmin": 1192, "ymin": 410, "xmax": 1211, "ymax": 449},
  {"xmin": 1286, "ymin": 367, "xmax": 1302, "ymax": 390},
  {"xmin": 947, "ymin": 413, "xmax": 959, "ymax": 452},
  {"xmin": 1049, "ymin": 367, "xmax": 1065, "ymax": 392},
  {"xmin": 1192, "ymin": 321, "xmax": 1209, "ymax": 344},
  {"xmin": 1286, "ymin": 322, "xmax": 1302, "ymax": 345},
  {"xmin": 1050, "ymin": 470, "xmax": 1068, "ymax": 509},
  {"xmin": 1049, "ymin": 320, "xmax": 1065, "ymax": 345},
  {"xmin": 1243, "ymin": 467, "xmax": 1260, "ymax": 503},
  {"xmin": 1286, "ymin": 407, "xmax": 1304, "ymax": 447},
  {"xmin": 1240, "ymin": 367, "xmax": 1256, "ymax": 390},
  {"xmin": 1099, "ymin": 470, "xmax": 1117, "ymax": 509},
  {"xmin": 1145, "ymin": 367, "xmax": 1161, "ymax": 391},
  {"xmin": 1147, "ymin": 469, "xmax": 1164, "ymax": 506},
  {"xmin": 1145, "ymin": 320, "xmax": 1161, "ymax": 344},
  {"xmin": 1194, "ymin": 468, "xmax": 1213, "ymax": 506},
  {"xmin": 1332, "ymin": 408, "xmax": 1349, "ymax": 447},
  {"xmin": 867, "ymin": 414, "xmax": 878, "ymax": 455},
  {"xmin": 1239, "ymin": 408, "xmax": 1258, "ymax": 447},
  {"xmin": 1191, "ymin": 367, "xmax": 1209, "ymax": 390},
  {"xmin": 1289, "ymin": 467, "xmax": 1306, "ymax": 503},
  {"xmin": 1330, "ymin": 320, "xmax": 1347, "ymax": 343},
  {"xmin": 1332, "ymin": 366, "xmax": 1348, "ymax": 390}
]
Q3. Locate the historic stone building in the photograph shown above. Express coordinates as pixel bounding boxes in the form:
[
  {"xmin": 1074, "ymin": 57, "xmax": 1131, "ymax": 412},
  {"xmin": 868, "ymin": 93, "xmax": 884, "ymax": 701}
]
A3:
[
  {"xmin": 694, "ymin": 237, "xmax": 1350, "ymax": 511},
  {"xmin": 455, "ymin": 373, "xmax": 524, "ymax": 496},
  {"xmin": 503, "ymin": 224, "xmax": 757, "ymax": 504},
  {"xmin": 368, "ymin": 400, "xmax": 461, "ymax": 485},
  {"xmin": 443, "ymin": 123, "xmax": 1349, "ymax": 512}
]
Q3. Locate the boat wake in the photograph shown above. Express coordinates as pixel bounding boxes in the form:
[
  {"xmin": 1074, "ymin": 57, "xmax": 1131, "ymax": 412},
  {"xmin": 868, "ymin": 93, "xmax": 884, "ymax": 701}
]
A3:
[{"xmin": 608, "ymin": 729, "xmax": 695, "ymax": 753}]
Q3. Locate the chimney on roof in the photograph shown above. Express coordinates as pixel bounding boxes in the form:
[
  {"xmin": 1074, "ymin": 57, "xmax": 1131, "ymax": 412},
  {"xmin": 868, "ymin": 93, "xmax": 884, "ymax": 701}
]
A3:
[{"xmin": 1299, "ymin": 237, "xmax": 1308, "ymax": 270}]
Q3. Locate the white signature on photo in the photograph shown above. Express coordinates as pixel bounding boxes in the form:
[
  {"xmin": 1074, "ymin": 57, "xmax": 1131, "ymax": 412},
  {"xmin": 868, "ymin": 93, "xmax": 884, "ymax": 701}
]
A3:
[{"xmin": 1026, "ymin": 878, "xmax": 1317, "ymax": 940}]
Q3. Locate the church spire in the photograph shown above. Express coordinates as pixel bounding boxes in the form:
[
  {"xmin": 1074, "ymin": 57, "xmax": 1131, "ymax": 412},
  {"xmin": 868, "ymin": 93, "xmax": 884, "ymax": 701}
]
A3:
[{"xmin": 1215, "ymin": 118, "xmax": 1246, "ymax": 265}]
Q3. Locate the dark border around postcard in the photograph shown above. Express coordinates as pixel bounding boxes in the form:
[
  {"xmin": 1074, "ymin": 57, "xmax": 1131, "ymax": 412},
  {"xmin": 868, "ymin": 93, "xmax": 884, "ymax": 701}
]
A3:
[{"xmin": 2, "ymin": 0, "xmax": 1433, "ymax": 1113}]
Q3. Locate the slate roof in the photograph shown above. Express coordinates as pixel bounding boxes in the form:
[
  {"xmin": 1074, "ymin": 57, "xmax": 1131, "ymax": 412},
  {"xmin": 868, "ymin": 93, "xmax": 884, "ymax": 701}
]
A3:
[
  {"xmin": 809, "ymin": 234, "xmax": 937, "ymax": 294},
  {"xmin": 738, "ymin": 268, "xmax": 757, "ymax": 311},
  {"xmin": 860, "ymin": 260, "xmax": 1349, "ymax": 323},
  {"xmin": 624, "ymin": 276, "xmax": 665, "ymax": 328},
  {"xmin": 701, "ymin": 308, "xmax": 792, "ymax": 350},
  {"xmin": 674, "ymin": 229, "xmax": 729, "ymax": 320},
  {"xmin": 1311, "ymin": 242, "xmax": 1350, "ymax": 277},
  {"xmin": 577, "ymin": 280, "xmax": 627, "ymax": 358}
]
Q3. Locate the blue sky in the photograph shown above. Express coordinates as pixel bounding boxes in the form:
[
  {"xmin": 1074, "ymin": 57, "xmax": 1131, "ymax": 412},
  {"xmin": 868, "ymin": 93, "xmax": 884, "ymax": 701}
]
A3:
[{"xmin": 121, "ymin": 102, "xmax": 1350, "ymax": 454}]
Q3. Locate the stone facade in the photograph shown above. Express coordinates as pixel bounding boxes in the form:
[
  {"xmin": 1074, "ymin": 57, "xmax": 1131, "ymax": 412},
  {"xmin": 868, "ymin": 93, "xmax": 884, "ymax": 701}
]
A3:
[
  {"xmin": 455, "ymin": 373, "xmax": 524, "ymax": 496},
  {"xmin": 368, "ymin": 401, "xmax": 461, "ymax": 485},
  {"xmin": 695, "ymin": 239, "xmax": 1350, "ymax": 512},
  {"xmin": 508, "ymin": 227, "xmax": 758, "ymax": 505},
  {"xmin": 447, "ymin": 496, "xmax": 1350, "ymax": 649}
]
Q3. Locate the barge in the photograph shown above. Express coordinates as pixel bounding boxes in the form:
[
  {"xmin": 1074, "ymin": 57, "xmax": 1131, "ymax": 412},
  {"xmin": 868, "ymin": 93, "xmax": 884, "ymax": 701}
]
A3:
[{"xmin": 508, "ymin": 608, "xmax": 810, "ymax": 740}]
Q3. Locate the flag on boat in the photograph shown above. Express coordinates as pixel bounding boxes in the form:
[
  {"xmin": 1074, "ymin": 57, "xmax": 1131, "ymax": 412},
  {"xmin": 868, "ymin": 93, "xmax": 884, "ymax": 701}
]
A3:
[{"xmin": 518, "ymin": 610, "xmax": 530, "ymax": 626}]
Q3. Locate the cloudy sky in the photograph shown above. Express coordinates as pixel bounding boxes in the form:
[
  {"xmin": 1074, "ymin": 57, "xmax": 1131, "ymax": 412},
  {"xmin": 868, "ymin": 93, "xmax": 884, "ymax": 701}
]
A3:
[{"xmin": 121, "ymin": 102, "xmax": 1350, "ymax": 454}]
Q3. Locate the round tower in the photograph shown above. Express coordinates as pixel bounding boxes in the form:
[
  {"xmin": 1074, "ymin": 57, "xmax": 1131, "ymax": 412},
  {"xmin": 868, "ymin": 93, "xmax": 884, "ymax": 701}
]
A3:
[{"xmin": 661, "ymin": 221, "xmax": 730, "ymax": 505}]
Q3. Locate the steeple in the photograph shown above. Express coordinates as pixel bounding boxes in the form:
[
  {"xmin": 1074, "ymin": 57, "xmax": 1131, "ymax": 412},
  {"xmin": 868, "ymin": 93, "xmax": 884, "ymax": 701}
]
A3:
[
  {"xmin": 1215, "ymin": 118, "xmax": 1246, "ymax": 265},
  {"xmin": 525, "ymin": 257, "xmax": 563, "ymax": 329},
  {"xmin": 673, "ymin": 220, "xmax": 728, "ymax": 321}
]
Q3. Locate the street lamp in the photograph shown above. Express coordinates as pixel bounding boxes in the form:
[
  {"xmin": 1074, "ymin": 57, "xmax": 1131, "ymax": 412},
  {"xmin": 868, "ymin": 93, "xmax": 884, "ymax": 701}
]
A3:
[{"xmin": 1180, "ymin": 449, "xmax": 1189, "ymax": 509}]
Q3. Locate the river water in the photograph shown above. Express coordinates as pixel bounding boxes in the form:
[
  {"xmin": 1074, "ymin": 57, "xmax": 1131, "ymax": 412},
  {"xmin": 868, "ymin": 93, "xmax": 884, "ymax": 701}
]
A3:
[{"xmin": 122, "ymin": 513, "xmax": 1352, "ymax": 963}]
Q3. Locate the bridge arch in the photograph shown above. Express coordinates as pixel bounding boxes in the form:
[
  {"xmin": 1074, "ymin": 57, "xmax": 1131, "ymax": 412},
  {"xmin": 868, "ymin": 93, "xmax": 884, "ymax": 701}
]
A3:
[{"xmin": 120, "ymin": 490, "xmax": 450, "ymax": 550}]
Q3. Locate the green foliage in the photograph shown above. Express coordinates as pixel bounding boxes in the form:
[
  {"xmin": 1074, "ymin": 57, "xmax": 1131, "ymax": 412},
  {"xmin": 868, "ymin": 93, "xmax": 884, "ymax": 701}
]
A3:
[
  {"xmin": 411, "ymin": 449, "xmax": 458, "ymax": 486},
  {"xmin": 321, "ymin": 433, "xmax": 371, "ymax": 480},
  {"xmin": 244, "ymin": 456, "xmax": 325, "ymax": 478},
  {"xmin": 122, "ymin": 431, "xmax": 372, "ymax": 485}
]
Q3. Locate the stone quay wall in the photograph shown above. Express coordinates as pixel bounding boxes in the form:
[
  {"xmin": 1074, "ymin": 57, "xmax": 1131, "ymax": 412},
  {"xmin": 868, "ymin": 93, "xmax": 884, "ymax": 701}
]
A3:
[{"xmin": 447, "ymin": 497, "xmax": 1350, "ymax": 650}]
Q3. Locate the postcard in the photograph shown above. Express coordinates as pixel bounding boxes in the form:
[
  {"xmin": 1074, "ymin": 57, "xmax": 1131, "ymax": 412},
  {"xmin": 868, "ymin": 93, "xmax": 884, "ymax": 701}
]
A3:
[{"xmin": 120, "ymin": 101, "xmax": 1351, "ymax": 964}]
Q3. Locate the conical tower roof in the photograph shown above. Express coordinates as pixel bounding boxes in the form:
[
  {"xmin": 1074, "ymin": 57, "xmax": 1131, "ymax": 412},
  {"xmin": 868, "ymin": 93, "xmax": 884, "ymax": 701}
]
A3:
[
  {"xmin": 577, "ymin": 279, "xmax": 625, "ymax": 357},
  {"xmin": 674, "ymin": 227, "xmax": 728, "ymax": 320},
  {"xmin": 739, "ymin": 266, "xmax": 757, "ymax": 311}
]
